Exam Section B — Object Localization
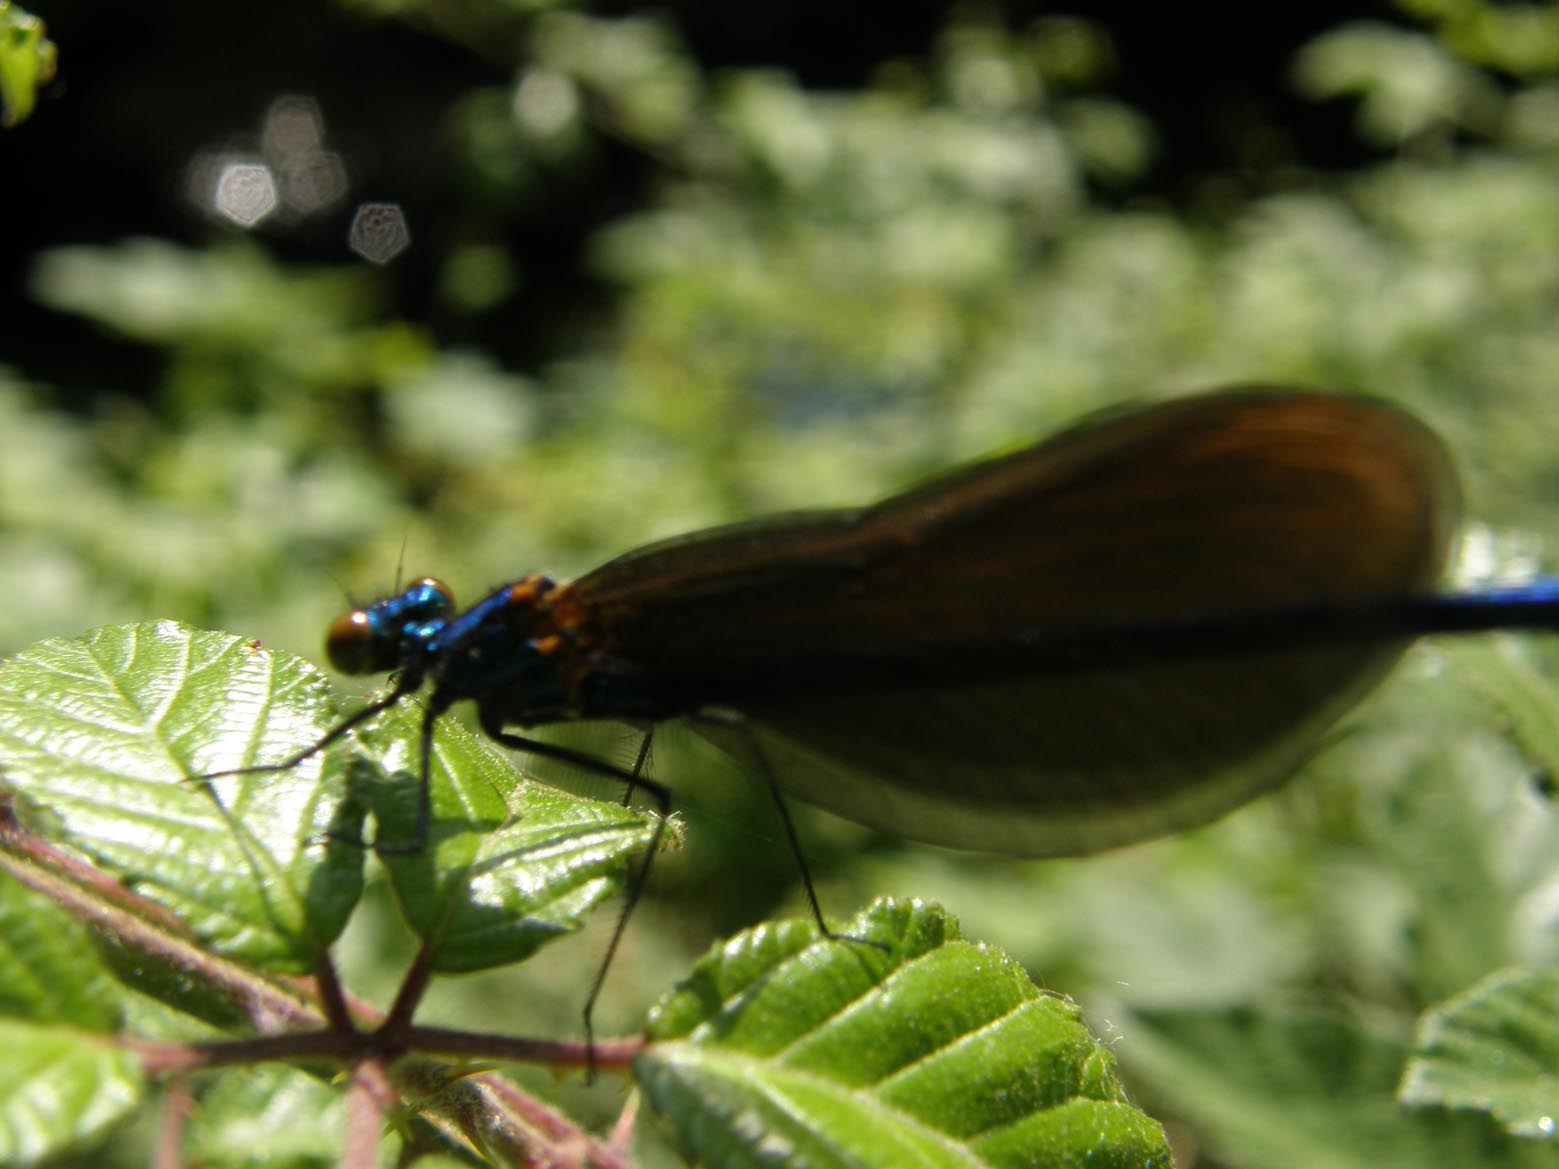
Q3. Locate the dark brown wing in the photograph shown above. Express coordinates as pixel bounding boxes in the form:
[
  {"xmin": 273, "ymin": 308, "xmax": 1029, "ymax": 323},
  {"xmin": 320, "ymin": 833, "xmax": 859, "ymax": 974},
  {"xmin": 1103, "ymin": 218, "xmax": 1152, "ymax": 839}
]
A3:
[{"xmin": 571, "ymin": 387, "xmax": 1459, "ymax": 856}]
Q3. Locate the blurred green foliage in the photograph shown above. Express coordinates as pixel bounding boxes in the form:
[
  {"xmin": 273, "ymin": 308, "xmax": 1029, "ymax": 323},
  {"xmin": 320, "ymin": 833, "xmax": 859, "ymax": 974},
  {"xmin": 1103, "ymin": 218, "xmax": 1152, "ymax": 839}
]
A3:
[
  {"xmin": 0, "ymin": 0, "xmax": 54, "ymax": 127},
  {"xmin": 6, "ymin": 0, "xmax": 1559, "ymax": 1166}
]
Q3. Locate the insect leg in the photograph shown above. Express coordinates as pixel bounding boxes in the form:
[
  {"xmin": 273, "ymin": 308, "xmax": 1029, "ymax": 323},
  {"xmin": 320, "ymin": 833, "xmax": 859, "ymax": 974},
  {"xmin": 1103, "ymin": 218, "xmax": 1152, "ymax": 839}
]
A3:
[
  {"xmin": 191, "ymin": 677, "xmax": 422, "ymax": 851},
  {"xmin": 370, "ymin": 692, "xmax": 453, "ymax": 856},
  {"xmin": 196, "ymin": 674, "xmax": 422, "ymax": 783},
  {"xmin": 691, "ymin": 709, "xmax": 885, "ymax": 951},
  {"xmin": 479, "ymin": 720, "xmax": 671, "ymax": 1073}
]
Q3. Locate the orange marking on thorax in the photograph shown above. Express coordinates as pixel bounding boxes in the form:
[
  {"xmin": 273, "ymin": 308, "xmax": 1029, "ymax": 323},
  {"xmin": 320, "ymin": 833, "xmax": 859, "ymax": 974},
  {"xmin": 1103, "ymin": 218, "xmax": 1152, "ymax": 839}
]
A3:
[
  {"xmin": 529, "ymin": 580, "xmax": 604, "ymax": 707},
  {"xmin": 544, "ymin": 583, "xmax": 594, "ymax": 637},
  {"xmin": 505, "ymin": 573, "xmax": 555, "ymax": 607}
]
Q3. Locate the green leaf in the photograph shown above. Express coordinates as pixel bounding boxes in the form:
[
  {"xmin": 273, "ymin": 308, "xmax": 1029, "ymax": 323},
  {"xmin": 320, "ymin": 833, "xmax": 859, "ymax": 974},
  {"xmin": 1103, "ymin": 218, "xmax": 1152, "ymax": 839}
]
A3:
[
  {"xmin": 0, "ymin": 621, "xmax": 659, "ymax": 980},
  {"xmin": 1292, "ymin": 25, "xmax": 1500, "ymax": 146},
  {"xmin": 0, "ymin": 866, "xmax": 123, "ymax": 1028},
  {"xmin": 0, "ymin": 621, "xmax": 365, "ymax": 970},
  {"xmin": 0, "ymin": 1018, "xmax": 142, "ymax": 1167},
  {"xmin": 637, "ymin": 897, "xmax": 1171, "ymax": 1169},
  {"xmin": 0, "ymin": 2, "xmax": 55, "ymax": 128},
  {"xmin": 360, "ymin": 702, "xmax": 660, "ymax": 972},
  {"xmin": 1401, "ymin": 966, "xmax": 1559, "ymax": 1140},
  {"xmin": 184, "ymin": 1065, "xmax": 353, "ymax": 1168},
  {"xmin": 1119, "ymin": 1007, "xmax": 1553, "ymax": 1169}
]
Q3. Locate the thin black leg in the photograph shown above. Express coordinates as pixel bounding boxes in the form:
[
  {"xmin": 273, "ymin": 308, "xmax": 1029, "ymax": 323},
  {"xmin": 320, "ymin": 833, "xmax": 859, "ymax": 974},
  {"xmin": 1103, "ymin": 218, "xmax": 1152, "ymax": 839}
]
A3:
[
  {"xmin": 729, "ymin": 720, "xmax": 836, "ymax": 938},
  {"xmin": 369, "ymin": 695, "xmax": 449, "ymax": 855},
  {"xmin": 480, "ymin": 722, "xmax": 671, "ymax": 1073},
  {"xmin": 691, "ymin": 710, "xmax": 887, "ymax": 952},
  {"xmin": 196, "ymin": 675, "xmax": 421, "ymax": 782}
]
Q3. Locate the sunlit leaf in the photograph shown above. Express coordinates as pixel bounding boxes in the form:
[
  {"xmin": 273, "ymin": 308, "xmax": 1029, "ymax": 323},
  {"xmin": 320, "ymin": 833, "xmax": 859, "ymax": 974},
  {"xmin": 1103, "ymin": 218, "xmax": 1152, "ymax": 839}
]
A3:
[
  {"xmin": 0, "ymin": 622, "xmax": 365, "ymax": 970},
  {"xmin": 363, "ymin": 702, "xmax": 660, "ymax": 973},
  {"xmin": 638, "ymin": 898, "xmax": 1171, "ymax": 1169}
]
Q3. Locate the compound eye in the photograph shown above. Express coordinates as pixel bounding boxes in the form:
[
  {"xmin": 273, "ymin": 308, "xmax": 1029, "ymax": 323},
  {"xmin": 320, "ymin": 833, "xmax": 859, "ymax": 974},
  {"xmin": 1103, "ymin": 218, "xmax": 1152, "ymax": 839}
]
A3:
[
  {"xmin": 409, "ymin": 577, "xmax": 455, "ymax": 617},
  {"xmin": 325, "ymin": 609, "xmax": 379, "ymax": 675}
]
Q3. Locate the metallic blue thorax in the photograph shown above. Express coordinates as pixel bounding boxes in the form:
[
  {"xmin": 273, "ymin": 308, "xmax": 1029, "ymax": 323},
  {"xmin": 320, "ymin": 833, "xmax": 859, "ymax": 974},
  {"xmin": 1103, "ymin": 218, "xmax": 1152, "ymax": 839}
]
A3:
[
  {"xmin": 349, "ymin": 573, "xmax": 703, "ymax": 727},
  {"xmin": 356, "ymin": 578, "xmax": 574, "ymax": 718},
  {"xmin": 423, "ymin": 583, "xmax": 570, "ymax": 712}
]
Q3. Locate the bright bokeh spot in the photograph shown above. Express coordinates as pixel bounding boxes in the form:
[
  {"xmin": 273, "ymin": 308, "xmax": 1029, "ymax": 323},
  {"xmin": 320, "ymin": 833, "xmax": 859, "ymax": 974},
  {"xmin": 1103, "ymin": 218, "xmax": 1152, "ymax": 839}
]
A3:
[
  {"xmin": 186, "ymin": 93, "xmax": 349, "ymax": 225},
  {"xmin": 513, "ymin": 67, "xmax": 580, "ymax": 138},
  {"xmin": 213, "ymin": 162, "xmax": 278, "ymax": 227},
  {"xmin": 348, "ymin": 202, "xmax": 411, "ymax": 263},
  {"xmin": 263, "ymin": 95, "xmax": 348, "ymax": 215}
]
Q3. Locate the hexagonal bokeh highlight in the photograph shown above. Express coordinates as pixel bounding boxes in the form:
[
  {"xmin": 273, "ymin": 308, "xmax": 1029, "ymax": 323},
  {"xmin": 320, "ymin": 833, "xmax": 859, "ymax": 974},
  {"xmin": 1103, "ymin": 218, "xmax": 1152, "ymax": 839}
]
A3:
[
  {"xmin": 213, "ymin": 162, "xmax": 279, "ymax": 226},
  {"xmin": 262, "ymin": 94, "xmax": 325, "ymax": 156},
  {"xmin": 279, "ymin": 151, "xmax": 349, "ymax": 215},
  {"xmin": 186, "ymin": 93, "xmax": 351, "ymax": 227},
  {"xmin": 348, "ymin": 202, "xmax": 411, "ymax": 264}
]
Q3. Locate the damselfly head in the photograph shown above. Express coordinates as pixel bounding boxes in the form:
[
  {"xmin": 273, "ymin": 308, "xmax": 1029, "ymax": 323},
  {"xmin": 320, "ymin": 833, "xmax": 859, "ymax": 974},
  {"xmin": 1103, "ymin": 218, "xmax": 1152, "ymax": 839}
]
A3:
[{"xmin": 326, "ymin": 576, "xmax": 455, "ymax": 675}]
